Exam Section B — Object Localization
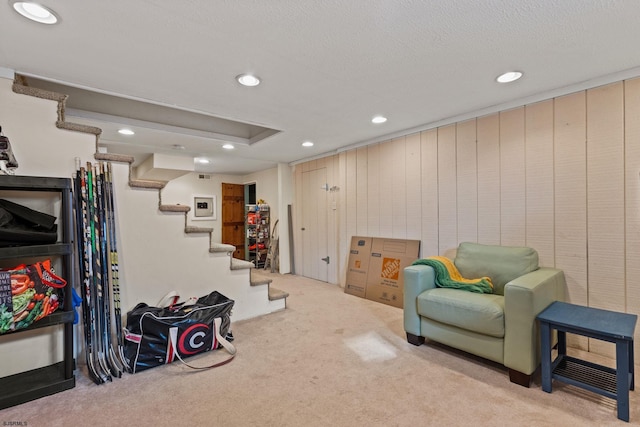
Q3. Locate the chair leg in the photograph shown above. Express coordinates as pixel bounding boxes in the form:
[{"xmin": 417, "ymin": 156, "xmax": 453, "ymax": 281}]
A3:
[
  {"xmin": 406, "ymin": 332, "xmax": 425, "ymax": 346},
  {"xmin": 508, "ymin": 369, "xmax": 532, "ymax": 387}
]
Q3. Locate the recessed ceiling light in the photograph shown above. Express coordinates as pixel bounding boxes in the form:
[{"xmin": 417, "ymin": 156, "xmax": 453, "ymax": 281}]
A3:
[
  {"xmin": 496, "ymin": 71, "xmax": 523, "ymax": 83},
  {"xmin": 222, "ymin": 144, "xmax": 234, "ymax": 150},
  {"xmin": 118, "ymin": 128, "xmax": 135, "ymax": 135},
  {"xmin": 12, "ymin": 2, "xmax": 58, "ymax": 24},
  {"xmin": 236, "ymin": 74, "xmax": 260, "ymax": 87},
  {"xmin": 196, "ymin": 158, "xmax": 210, "ymax": 164},
  {"xmin": 371, "ymin": 115, "xmax": 387, "ymax": 124},
  {"xmin": 302, "ymin": 141, "xmax": 314, "ymax": 147}
]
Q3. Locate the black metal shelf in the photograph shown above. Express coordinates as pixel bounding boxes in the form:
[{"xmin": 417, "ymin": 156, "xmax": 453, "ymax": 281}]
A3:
[
  {"xmin": 0, "ymin": 176, "xmax": 75, "ymax": 409},
  {"xmin": 0, "ymin": 243, "xmax": 73, "ymax": 259},
  {"xmin": 0, "ymin": 175, "xmax": 71, "ymax": 191},
  {"xmin": 1, "ymin": 310, "xmax": 74, "ymax": 335},
  {"xmin": 0, "ymin": 361, "xmax": 75, "ymax": 410}
]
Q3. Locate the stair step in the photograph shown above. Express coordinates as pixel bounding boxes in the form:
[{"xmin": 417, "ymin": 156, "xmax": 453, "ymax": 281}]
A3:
[
  {"xmin": 57, "ymin": 121, "xmax": 102, "ymax": 135},
  {"xmin": 250, "ymin": 276, "xmax": 272, "ymax": 287},
  {"xmin": 185, "ymin": 226, "xmax": 213, "ymax": 234},
  {"xmin": 95, "ymin": 153, "xmax": 135, "ymax": 163},
  {"xmin": 230, "ymin": 258, "xmax": 254, "ymax": 270},
  {"xmin": 159, "ymin": 204, "xmax": 190, "ymax": 213},
  {"xmin": 268, "ymin": 287, "xmax": 289, "ymax": 301},
  {"xmin": 209, "ymin": 243, "xmax": 236, "ymax": 253},
  {"xmin": 129, "ymin": 179, "xmax": 167, "ymax": 189}
]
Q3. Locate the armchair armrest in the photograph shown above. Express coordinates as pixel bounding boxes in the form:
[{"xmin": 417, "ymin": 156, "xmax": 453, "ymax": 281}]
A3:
[
  {"xmin": 503, "ymin": 267, "xmax": 566, "ymax": 375},
  {"xmin": 403, "ymin": 264, "xmax": 437, "ymax": 337}
]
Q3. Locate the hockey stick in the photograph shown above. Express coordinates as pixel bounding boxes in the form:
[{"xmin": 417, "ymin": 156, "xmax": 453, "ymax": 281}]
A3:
[
  {"xmin": 94, "ymin": 163, "xmax": 123, "ymax": 378},
  {"xmin": 105, "ymin": 162, "xmax": 129, "ymax": 371},
  {"xmin": 73, "ymin": 169, "xmax": 104, "ymax": 385},
  {"xmin": 87, "ymin": 163, "xmax": 113, "ymax": 381},
  {"xmin": 82, "ymin": 166, "xmax": 111, "ymax": 383}
]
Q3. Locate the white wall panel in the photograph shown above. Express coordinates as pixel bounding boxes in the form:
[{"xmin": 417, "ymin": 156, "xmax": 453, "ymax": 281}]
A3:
[
  {"xmin": 625, "ymin": 78, "xmax": 640, "ymax": 324},
  {"xmin": 553, "ymin": 92, "xmax": 587, "ymax": 308},
  {"xmin": 338, "ymin": 152, "xmax": 348, "ymax": 284},
  {"xmin": 476, "ymin": 114, "xmax": 501, "ymax": 245},
  {"xmin": 391, "ymin": 137, "xmax": 407, "ymax": 239},
  {"xmin": 499, "ymin": 107, "xmax": 526, "ymax": 246},
  {"xmin": 586, "ymin": 82, "xmax": 625, "ymax": 357},
  {"xmin": 345, "ymin": 149, "xmax": 358, "ymax": 243},
  {"xmin": 356, "ymin": 147, "xmax": 368, "ymax": 236},
  {"xmin": 421, "ymin": 129, "xmax": 439, "ymax": 256},
  {"xmin": 587, "ymin": 83, "xmax": 625, "ymax": 312},
  {"xmin": 379, "ymin": 140, "xmax": 394, "ymax": 237},
  {"xmin": 525, "ymin": 100, "xmax": 555, "ymax": 266},
  {"xmin": 456, "ymin": 119, "xmax": 478, "ymax": 245},
  {"xmin": 437, "ymin": 125, "xmax": 457, "ymax": 254},
  {"xmin": 406, "ymin": 133, "xmax": 422, "ymax": 243},
  {"xmin": 367, "ymin": 143, "xmax": 381, "ymax": 237},
  {"xmin": 293, "ymin": 164, "xmax": 304, "ymax": 276}
]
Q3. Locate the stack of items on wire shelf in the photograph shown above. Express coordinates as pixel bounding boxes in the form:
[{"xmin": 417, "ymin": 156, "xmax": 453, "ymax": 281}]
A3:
[{"xmin": 246, "ymin": 202, "xmax": 270, "ymax": 268}]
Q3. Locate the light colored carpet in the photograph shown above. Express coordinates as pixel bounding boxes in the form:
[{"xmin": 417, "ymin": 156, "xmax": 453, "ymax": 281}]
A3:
[{"xmin": 1, "ymin": 272, "xmax": 637, "ymax": 426}]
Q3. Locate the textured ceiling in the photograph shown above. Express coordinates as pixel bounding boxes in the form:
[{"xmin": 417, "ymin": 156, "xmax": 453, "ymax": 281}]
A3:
[{"xmin": 1, "ymin": 1, "xmax": 640, "ymax": 174}]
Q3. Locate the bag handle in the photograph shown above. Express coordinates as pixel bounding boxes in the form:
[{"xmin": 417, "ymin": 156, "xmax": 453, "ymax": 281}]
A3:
[
  {"xmin": 157, "ymin": 291, "xmax": 180, "ymax": 308},
  {"xmin": 169, "ymin": 317, "xmax": 236, "ymax": 370},
  {"xmin": 157, "ymin": 291, "xmax": 198, "ymax": 310}
]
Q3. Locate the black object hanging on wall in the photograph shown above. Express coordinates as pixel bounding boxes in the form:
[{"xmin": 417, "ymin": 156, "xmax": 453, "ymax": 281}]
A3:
[{"xmin": 0, "ymin": 126, "xmax": 19, "ymax": 175}]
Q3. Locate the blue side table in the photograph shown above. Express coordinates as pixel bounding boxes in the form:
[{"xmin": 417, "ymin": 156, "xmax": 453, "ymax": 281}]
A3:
[{"xmin": 538, "ymin": 301, "xmax": 637, "ymax": 422}]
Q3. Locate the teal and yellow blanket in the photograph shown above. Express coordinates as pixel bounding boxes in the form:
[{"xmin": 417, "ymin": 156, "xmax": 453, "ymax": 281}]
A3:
[{"xmin": 412, "ymin": 256, "xmax": 493, "ymax": 294}]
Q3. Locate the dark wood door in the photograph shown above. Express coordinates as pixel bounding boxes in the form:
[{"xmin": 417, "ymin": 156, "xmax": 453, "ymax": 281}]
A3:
[{"xmin": 221, "ymin": 183, "xmax": 245, "ymax": 259}]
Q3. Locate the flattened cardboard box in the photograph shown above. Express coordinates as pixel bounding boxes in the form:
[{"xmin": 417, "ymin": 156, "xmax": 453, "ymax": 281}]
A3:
[
  {"xmin": 365, "ymin": 238, "xmax": 421, "ymax": 308},
  {"xmin": 344, "ymin": 236, "xmax": 373, "ymax": 298}
]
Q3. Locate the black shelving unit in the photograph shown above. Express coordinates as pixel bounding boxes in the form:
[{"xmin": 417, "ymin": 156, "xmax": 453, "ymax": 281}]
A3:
[{"xmin": 0, "ymin": 175, "xmax": 75, "ymax": 409}]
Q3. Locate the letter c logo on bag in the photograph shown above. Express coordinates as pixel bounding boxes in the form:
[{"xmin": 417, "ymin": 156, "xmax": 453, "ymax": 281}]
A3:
[{"xmin": 178, "ymin": 323, "xmax": 212, "ymax": 355}]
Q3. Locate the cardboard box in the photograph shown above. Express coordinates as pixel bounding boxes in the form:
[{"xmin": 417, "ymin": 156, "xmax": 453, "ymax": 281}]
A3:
[
  {"xmin": 365, "ymin": 238, "xmax": 421, "ymax": 308},
  {"xmin": 344, "ymin": 236, "xmax": 373, "ymax": 298}
]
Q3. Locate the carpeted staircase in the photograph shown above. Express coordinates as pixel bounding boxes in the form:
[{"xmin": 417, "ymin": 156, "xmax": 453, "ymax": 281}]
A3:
[{"xmin": 11, "ymin": 74, "xmax": 288, "ymax": 312}]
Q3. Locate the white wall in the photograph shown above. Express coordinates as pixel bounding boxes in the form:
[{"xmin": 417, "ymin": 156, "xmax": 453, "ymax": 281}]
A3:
[
  {"xmin": 277, "ymin": 163, "xmax": 293, "ymax": 274},
  {"xmin": 244, "ymin": 167, "xmax": 279, "ymax": 222},
  {"xmin": 161, "ymin": 171, "xmax": 244, "ymax": 244}
]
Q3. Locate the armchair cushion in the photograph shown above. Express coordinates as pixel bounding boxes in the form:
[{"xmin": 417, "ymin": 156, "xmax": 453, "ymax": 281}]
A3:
[
  {"xmin": 418, "ymin": 288, "xmax": 505, "ymax": 337},
  {"xmin": 454, "ymin": 242, "xmax": 539, "ymax": 295}
]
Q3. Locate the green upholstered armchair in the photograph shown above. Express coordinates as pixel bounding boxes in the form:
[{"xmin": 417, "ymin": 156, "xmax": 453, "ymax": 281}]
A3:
[{"xmin": 403, "ymin": 242, "xmax": 566, "ymax": 387}]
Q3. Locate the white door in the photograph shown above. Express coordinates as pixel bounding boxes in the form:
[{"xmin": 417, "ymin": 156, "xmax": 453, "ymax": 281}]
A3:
[{"xmin": 301, "ymin": 168, "xmax": 328, "ymax": 282}]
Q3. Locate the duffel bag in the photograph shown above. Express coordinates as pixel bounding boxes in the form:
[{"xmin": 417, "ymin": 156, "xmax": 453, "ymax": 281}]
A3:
[{"xmin": 123, "ymin": 290, "xmax": 235, "ymax": 373}]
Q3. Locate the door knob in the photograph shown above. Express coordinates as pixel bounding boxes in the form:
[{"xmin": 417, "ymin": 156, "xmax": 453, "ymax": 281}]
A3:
[{"xmin": 321, "ymin": 256, "xmax": 330, "ymax": 264}]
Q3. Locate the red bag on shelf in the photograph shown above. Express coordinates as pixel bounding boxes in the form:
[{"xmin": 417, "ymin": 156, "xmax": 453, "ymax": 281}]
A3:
[
  {"xmin": 247, "ymin": 212, "xmax": 257, "ymax": 225},
  {"xmin": 0, "ymin": 259, "xmax": 65, "ymax": 334}
]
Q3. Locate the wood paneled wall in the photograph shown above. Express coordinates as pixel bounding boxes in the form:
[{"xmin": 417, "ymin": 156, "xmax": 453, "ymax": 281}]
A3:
[{"xmin": 294, "ymin": 78, "xmax": 640, "ymax": 357}]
